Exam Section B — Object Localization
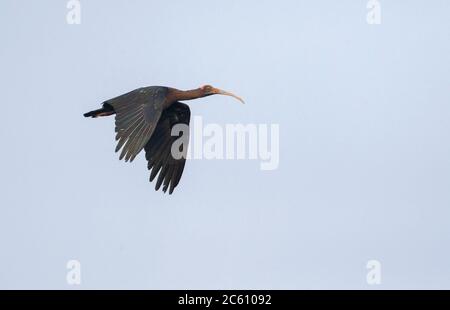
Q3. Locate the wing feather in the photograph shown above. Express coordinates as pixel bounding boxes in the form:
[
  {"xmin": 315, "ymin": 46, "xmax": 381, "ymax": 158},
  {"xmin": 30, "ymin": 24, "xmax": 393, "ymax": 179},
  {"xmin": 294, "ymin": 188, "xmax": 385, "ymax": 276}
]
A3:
[
  {"xmin": 144, "ymin": 102, "xmax": 191, "ymax": 194},
  {"xmin": 105, "ymin": 87, "xmax": 167, "ymax": 162}
]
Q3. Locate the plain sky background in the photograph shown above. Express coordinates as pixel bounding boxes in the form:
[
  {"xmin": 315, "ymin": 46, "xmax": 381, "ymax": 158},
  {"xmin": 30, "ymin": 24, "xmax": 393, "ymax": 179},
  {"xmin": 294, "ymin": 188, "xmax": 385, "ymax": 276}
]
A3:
[{"xmin": 0, "ymin": 0, "xmax": 449, "ymax": 289}]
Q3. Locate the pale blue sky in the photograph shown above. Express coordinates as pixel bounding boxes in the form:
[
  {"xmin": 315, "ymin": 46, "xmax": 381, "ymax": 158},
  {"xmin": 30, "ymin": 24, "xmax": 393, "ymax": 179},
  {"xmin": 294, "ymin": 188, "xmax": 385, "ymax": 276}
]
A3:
[{"xmin": 0, "ymin": 0, "xmax": 449, "ymax": 289}]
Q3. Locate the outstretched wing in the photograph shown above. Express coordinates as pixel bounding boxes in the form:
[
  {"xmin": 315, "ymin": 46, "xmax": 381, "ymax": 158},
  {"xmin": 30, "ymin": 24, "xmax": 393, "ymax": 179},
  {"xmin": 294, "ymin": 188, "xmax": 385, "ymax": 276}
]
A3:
[
  {"xmin": 144, "ymin": 102, "xmax": 191, "ymax": 194},
  {"xmin": 105, "ymin": 87, "xmax": 167, "ymax": 162}
]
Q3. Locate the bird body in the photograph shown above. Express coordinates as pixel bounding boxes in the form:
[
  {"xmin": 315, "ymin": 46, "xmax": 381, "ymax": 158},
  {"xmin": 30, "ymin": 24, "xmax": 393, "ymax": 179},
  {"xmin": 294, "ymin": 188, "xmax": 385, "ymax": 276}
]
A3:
[{"xmin": 84, "ymin": 85, "xmax": 244, "ymax": 194}]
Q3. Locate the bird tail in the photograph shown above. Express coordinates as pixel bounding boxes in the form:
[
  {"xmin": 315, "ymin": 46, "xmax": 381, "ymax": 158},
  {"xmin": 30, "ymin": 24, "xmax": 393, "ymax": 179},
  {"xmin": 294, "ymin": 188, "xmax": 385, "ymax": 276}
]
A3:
[{"xmin": 83, "ymin": 103, "xmax": 115, "ymax": 118}]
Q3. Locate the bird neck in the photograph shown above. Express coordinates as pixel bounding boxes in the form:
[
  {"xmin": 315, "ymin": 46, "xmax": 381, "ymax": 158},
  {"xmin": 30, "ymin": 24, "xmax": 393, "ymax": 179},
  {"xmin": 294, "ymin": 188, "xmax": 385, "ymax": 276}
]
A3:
[{"xmin": 170, "ymin": 88, "xmax": 205, "ymax": 102}]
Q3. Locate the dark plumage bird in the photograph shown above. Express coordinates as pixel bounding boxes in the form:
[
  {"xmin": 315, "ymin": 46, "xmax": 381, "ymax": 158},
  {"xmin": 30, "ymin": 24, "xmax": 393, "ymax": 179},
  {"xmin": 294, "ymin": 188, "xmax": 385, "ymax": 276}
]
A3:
[{"xmin": 84, "ymin": 85, "xmax": 244, "ymax": 194}]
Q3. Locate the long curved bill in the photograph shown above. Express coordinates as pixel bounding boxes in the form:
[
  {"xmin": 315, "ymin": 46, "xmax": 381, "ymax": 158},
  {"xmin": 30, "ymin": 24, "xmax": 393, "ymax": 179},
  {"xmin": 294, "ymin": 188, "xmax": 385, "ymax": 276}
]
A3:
[{"xmin": 213, "ymin": 88, "xmax": 245, "ymax": 104}]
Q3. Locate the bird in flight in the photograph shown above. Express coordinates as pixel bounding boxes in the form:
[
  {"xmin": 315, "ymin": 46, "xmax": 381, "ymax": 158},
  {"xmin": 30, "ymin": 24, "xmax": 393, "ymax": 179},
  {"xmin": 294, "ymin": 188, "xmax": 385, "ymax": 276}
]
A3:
[{"xmin": 84, "ymin": 85, "xmax": 244, "ymax": 194}]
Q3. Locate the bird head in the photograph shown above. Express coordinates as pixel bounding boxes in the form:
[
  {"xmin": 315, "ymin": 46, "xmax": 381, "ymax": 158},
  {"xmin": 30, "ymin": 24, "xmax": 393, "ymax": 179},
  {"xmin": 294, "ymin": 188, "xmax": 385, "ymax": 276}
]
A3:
[{"xmin": 199, "ymin": 85, "xmax": 245, "ymax": 104}]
